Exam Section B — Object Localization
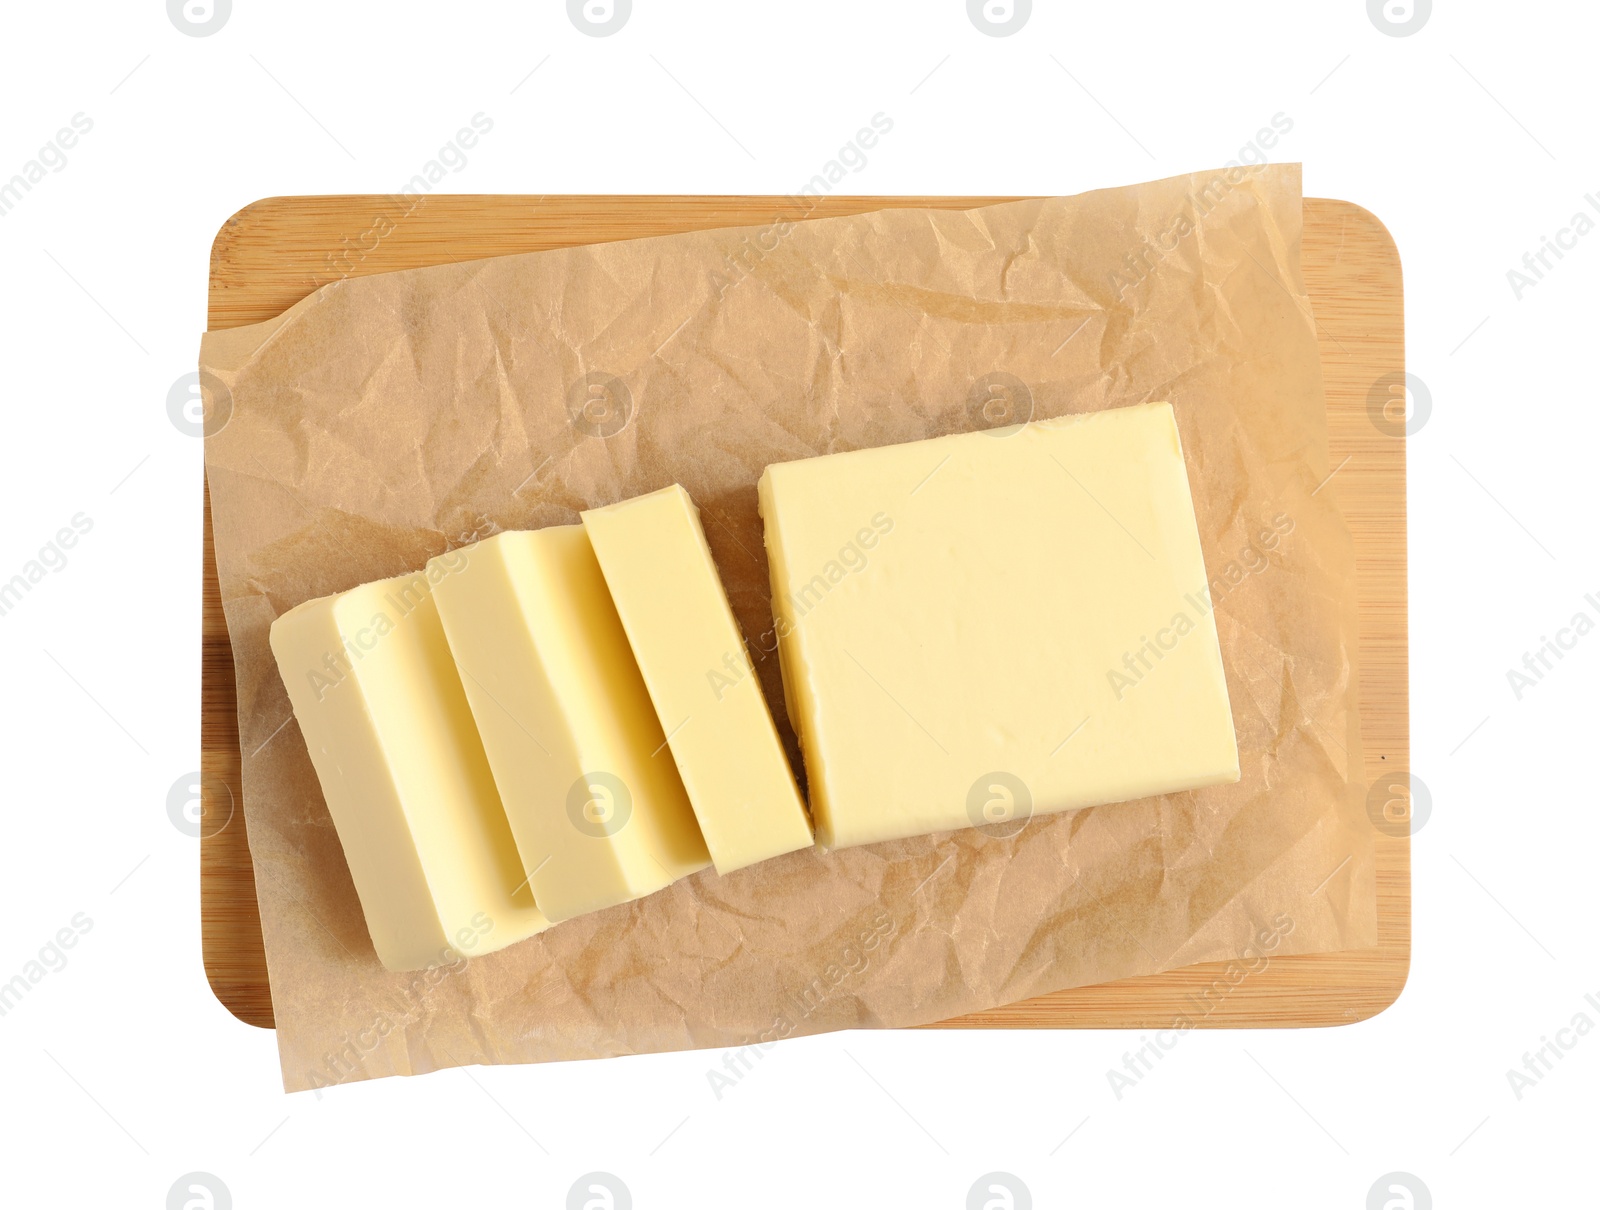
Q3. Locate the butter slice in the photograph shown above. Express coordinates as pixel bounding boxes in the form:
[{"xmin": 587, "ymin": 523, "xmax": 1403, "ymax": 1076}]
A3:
[
  {"xmin": 269, "ymin": 571, "xmax": 549, "ymax": 971},
  {"xmin": 758, "ymin": 401, "xmax": 1240, "ymax": 850},
  {"xmin": 428, "ymin": 527, "xmax": 711, "ymax": 922},
  {"xmin": 582, "ymin": 485, "xmax": 814, "ymax": 874}
]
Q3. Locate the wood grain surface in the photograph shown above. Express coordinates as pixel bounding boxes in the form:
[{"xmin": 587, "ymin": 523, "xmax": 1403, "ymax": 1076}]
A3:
[{"xmin": 202, "ymin": 194, "xmax": 1408, "ymax": 1032}]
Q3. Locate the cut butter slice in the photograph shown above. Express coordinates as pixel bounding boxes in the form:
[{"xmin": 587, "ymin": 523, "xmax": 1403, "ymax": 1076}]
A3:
[
  {"xmin": 757, "ymin": 400, "xmax": 1240, "ymax": 851},
  {"xmin": 583, "ymin": 485, "xmax": 814, "ymax": 874},
  {"xmin": 268, "ymin": 571, "xmax": 549, "ymax": 971},
  {"xmin": 428, "ymin": 527, "xmax": 711, "ymax": 922}
]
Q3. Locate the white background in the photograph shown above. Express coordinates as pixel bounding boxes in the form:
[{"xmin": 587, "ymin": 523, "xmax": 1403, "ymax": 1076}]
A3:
[{"xmin": 0, "ymin": 1, "xmax": 1593, "ymax": 1206}]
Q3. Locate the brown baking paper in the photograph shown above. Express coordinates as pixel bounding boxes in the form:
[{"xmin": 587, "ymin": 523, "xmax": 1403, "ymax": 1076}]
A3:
[{"xmin": 201, "ymin": 165, "xmax": 1376, "ymax": 1092}]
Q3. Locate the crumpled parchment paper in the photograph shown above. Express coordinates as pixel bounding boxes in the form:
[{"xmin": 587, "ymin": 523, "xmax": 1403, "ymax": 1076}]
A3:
[{"xmin": 201, "ymin": 164, "xmax": 1375, "ymax": 1091}]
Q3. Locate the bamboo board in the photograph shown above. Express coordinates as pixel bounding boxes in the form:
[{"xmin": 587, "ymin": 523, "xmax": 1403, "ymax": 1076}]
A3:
[{"xmin": 202, "ymin": 194, "xmax": 1408, "ymax": 1032}]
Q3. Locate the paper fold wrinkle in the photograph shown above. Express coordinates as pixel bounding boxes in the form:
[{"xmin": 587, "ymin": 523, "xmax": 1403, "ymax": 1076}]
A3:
[{"xmin": 202, "ymin": 166, "xmax": 1376, "ymax": 1090}]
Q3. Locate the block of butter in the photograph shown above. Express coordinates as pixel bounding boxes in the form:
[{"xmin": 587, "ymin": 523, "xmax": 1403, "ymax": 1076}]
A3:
[
  {"xmin": 758, "ymin": 401, "xmax": 1240, "ymax": 850},
  {"xmin": 582, "ymin": 485, "xmax": 814, "ymax": 874},
  {"xmin": 429, "ymin": 527, "xmax": 711, "ymax": 922},
  {"xmin": 269, "ymin": 571, "xmax": 550, "ymax": 971}
]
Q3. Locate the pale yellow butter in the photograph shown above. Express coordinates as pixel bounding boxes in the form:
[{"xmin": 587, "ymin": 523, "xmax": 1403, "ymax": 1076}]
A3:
[
  {"xmin": 428, "ymin": 527, "xmax": 711, "ymax": 922},
  {"xmin": 582, "ymin": 485, "xmax": 814, "ymax": 874},
  {"xmin": 268, "ymin": 571, "xmax": 549, "ymax": 971},
  {"xmin": 758, "ymin": 401, "xmax": 1240, "ymax": 850}
]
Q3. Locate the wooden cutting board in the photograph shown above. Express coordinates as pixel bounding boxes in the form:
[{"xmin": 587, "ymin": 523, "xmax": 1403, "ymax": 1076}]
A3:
[{"xmin": 202, "ymin": 194, "xmax": 1409, "ymax": 1031}]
